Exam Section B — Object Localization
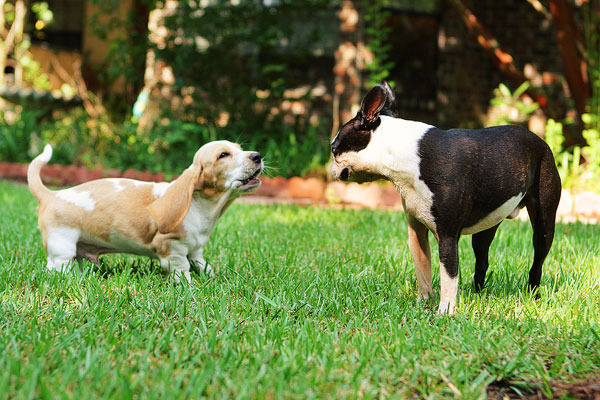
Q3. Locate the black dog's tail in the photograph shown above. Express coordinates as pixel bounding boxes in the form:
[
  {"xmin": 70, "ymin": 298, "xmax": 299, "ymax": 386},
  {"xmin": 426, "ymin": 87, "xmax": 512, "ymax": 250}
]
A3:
[{"xmin": 525, "ymin": 144, "xmax": 561, "ymax": 288}]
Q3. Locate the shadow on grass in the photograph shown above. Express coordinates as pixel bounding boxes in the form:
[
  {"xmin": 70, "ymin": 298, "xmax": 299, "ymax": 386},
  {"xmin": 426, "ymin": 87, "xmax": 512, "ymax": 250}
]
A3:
[
  {"xmin": 76, "ymin": 255, "xmax": 210, "ymax": 281},
  {"xmin": 487, "ymin": 377, "xmax": 600, "ymax": 399}
]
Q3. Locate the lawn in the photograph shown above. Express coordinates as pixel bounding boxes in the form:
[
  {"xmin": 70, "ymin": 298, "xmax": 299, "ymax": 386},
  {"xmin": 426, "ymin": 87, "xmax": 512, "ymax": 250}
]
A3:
[{"xmin": 0, "ymin": 180, "xmax": 599, "ymax": 399}]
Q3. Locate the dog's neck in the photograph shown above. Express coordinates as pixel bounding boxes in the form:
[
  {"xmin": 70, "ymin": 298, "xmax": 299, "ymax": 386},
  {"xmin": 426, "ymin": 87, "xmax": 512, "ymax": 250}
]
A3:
[
  {"xmin": 363, "ymin": 116, "xmax": 434, "ymax": 186},
  {"xmin": 192, "ymin": 189, "xmax": 238, "ymax": 220}
]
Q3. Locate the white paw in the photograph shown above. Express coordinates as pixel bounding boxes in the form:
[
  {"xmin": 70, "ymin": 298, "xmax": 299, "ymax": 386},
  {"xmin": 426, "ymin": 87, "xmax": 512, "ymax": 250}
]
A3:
[
  {"xmin": 47, "ymin": 259, "xmax": 72, "ymax": 273},
  {"xmin": 203, "ymin": 263, "xmax": 215, "ymax": 278},
  {"xmin": 192, "ymin": 259, "xmax": 214, "ymax": 277},
  {"xmin": 437, "ymin": 300, "xmax": 456, "ymax": 315},
  {"xmin": 172, "ymin": 270, "xmax": 192, "ymax": 284}
]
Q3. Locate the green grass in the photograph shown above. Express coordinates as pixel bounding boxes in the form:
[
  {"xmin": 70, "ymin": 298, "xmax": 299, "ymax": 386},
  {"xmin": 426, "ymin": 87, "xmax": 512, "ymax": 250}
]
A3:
[{"xmin": 1, "ymin": 180, "xmax": 599, "ymax": 399}]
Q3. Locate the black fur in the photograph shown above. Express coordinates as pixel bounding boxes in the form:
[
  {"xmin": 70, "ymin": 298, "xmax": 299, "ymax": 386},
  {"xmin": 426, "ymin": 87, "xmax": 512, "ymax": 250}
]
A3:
[
  {"xmin": 418, "ymin": 125, "xmax": 539, "ymax": 233},
  {"xmin": 331, "ymin": 82, "xmax": 397, "ymax": 156},
  {"xmin": 332, "ymin": 81, "xmax": 562, "ymax": 298},
  {"xmin": 417, "ymin": 124, "xmax": 561, "ymax": 288},
  {"xmin": 331, "ymin": 120, "xmax": 375, "ymax": 156}
]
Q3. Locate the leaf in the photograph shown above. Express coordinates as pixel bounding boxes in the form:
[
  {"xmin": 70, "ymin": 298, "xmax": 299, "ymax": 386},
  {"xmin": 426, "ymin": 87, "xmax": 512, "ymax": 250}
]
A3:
[
  {"xmin": 522, "ymin": 103, "xmax": 539, "ymax": 114},
  {"xmin": 498, "ymin": 83, "xmax": 511, "ymax": 98},
  {"xmin": 513, "ymin": 81, "xmax": 530, "ymax": 98}
]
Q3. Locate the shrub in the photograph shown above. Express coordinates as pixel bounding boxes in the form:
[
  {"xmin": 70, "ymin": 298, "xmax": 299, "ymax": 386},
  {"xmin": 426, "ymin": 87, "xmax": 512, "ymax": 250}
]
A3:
[
  {"xmin": 2, "ymin": 106, "xmax": 330, "ymax": 178},
  {"xmin": 0, "ymin": 109, "xmax": 43, "ymax": 162}
]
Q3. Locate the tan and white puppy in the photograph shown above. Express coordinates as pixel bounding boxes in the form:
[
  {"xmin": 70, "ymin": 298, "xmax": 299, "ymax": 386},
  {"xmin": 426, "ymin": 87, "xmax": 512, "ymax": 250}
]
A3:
[{"xmin": 28, "ymin": 140, "xmax": 263, "ymax": 283}]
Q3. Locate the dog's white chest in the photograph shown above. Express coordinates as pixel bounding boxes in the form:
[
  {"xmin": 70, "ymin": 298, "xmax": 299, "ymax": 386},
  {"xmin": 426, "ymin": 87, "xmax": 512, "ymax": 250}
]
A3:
[
  {"xmin": 182, "ymin": 203, "xmax": 213, "ymax": 247},
  {"xmin": 179, "ymin": 196, "xmax": 229, "ymax": 251},
  {"xmin": 396, "ymin": 182, "xmax": 437, "ymax": 232}
]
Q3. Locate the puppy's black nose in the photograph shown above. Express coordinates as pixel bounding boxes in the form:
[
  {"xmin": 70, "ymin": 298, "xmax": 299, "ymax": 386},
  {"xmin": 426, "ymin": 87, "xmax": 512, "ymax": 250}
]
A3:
[
  {"xmin": 340, "ymin": 168, "xmax": 349, "ymax": 181},
  {"xmin": 250, "ymin": 152, "xmax": 262, "ymax": 164}
]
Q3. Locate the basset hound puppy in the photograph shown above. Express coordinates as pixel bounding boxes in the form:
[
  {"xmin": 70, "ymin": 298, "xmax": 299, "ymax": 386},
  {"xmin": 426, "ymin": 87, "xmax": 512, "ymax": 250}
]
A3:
[{"xmin": 28, "ymin": 140, "xmax": 263, "ymax": 282}]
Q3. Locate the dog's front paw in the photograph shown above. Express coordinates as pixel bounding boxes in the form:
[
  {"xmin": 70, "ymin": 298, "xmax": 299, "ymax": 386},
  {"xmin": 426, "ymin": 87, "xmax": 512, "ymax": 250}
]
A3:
[
  {"xmin": 437, "ymin": 300, "xmax": 456, "ymax": 315},
  {"xmin": 171, "ymin": 270, "xmax": 192, "ymax": 284},
  {"xmin": 191, "ymin": 258, "xmax": 214, "ymax": 277},
  {"xmin": 203, "ymin": 263, "xmax": 215, "ymax": 278}
]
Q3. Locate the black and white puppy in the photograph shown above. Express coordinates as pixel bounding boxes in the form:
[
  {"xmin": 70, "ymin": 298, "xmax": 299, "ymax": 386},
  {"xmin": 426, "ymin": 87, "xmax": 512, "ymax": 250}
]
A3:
[{"xmin": 331, "ymin": 82, "xmax": 561, "ymax": 314}]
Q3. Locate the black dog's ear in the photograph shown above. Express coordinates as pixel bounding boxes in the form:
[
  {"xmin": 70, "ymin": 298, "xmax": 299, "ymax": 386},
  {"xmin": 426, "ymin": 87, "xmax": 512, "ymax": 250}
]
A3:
[
  {"xmin": 359, "ymin": 84, "xmax": 387, "ymax": 128},
  {"xmin": 381, "ymin": 81, "xmax": 398, "ymax": 116}
]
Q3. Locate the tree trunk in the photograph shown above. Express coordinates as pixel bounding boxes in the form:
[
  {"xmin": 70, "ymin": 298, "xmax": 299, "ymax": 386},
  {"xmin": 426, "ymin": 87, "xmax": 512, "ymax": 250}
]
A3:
[
  {"xmin": 13, "ymin": 0, "xmax": 28, "ymax": 87},
  {"xmin": 332, "ymin": 0, "xmax": 362, "ymax": 139},
  {"xmin": 548, "ymin": 0, "xmax": 589, "ymax": 127},
  {"xmin": 449, "ymin": 0, "xmax": 587, "ymax": 145},
  {"xmin": 138, "ymin": 0, "xmax": 176, "ymax": 133}
]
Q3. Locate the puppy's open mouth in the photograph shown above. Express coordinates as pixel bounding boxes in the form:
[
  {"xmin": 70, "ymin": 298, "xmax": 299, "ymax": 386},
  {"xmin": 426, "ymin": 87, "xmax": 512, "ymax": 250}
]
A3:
[{"xmin": 239, "ymin": 168, "xmax": 262, "ymax": 189}]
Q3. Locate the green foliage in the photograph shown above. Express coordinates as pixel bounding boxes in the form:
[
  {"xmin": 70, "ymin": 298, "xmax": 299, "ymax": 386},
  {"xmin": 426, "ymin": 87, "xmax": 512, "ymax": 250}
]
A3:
[
  {"xmin": 545, "ymin": 118, "xmax": 564, "ymax": 157},
  {"xmin": 544, "ymin": 116, "xmax": 600, "ymax": 193},
  {"xmin": 31, "ymin": 2, "xmax": 53, "ymax": 25},
  {"xmin": 363, "ymin": 2, "xmax": 395, "ymax": 87},
  {"xmin": 153, "ymin": 0, "xmax": 334, "ymax": 168},
  {"xmin": 487, "ymin": 82, "xmax": 539, "ymax": 126},
  {"xmin": 19, "ymin": 54, "xmax": 52, "ymax": 90},
  {"xmin": 2, "ymin": 1, "xmax": 15, "ymax": 23},
  {"xmin": 22, "ymin": 1, "xmax": 336, "ymax": 175},
  {"xmin": 1, "ymin": 181, "xmax": 600, "ymax": 398},
  {"xmin": 582, "ymin": 113, "xmax": 600, "ymax": 182},
  {"xmin": 0, "ymin": 105, "xmax": 329, "ymax": 177},
  {"xmin": 85, "ymin": 0, "xmax": 155, "ymax": 106},
  {"xmin": 0, "ymin": 110, "xmax": 43, "ymax": 162}
]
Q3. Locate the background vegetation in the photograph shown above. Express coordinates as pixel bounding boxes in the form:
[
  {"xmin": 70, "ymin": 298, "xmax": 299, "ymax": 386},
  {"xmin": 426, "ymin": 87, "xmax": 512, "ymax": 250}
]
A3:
[{"xmin": 0, "ymin": 0, "xmax": 599, "ymax": 185}]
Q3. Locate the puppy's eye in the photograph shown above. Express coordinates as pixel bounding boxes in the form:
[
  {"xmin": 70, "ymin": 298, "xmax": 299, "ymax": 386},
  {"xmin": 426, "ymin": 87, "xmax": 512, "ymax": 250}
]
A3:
[{"xmin": 218, "ymin": 152, "xmax": 230, "ymax": 160}]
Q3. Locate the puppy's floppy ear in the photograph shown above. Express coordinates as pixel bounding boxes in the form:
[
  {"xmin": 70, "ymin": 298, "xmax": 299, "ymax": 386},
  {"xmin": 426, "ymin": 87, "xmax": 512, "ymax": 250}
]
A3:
[
  {"xmin": 359, "ymin": 84, "xmax": 387, "ymax": 127},
  {"xmin": 147, "ymin": 165, "xmax": 203, "ymax": 234}
]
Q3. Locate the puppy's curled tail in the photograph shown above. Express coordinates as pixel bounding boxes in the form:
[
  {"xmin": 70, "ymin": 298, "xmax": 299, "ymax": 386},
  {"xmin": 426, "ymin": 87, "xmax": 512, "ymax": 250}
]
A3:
[{"xmin": 28, "ymin": 144, "xmax": 53, "ymax": 202}]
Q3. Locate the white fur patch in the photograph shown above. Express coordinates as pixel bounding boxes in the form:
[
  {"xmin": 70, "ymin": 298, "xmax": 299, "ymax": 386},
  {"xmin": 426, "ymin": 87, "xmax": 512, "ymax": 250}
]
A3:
[
  {"xmin": 107, "ymin": 179, "xmax": 170, "ymax": 198},
  {"xmin": 37, "ymin": 144, "xmax": 53, "ymax": 163},
  {"xmin": 56, "ymin": 188, "xmax": 96, "ymax": 211},
  {"xmin": 461, "ymin": 193, "xmax": 525, "ymax": 235},
  {"xmin": 367, "ymin": 116, "xmax": 437, "ymax": 231},
  {"xmin": 152, "ymin": 182, "xmax": 171, "ymax": 198},
  {"xmin": 108, "ymin": 179, "xmax": 125, "ymax": 192},
  {"xmin": 46, "ymin": 226, "xmax": 79, "ymax": 271},
  {"xmin": 438, "ymin": 262, "xmax": 458, "ymax": 314}
]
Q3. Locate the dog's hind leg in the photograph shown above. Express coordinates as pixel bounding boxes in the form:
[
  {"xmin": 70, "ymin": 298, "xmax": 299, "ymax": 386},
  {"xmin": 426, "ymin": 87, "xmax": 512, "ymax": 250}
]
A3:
[
  {"xmin": 188, "ymin": 248, "xmax": 214, "ymax": 278},
  {"xmin": 471, "ymin": 224, "xmax": 500, "ymax": 292},
  {"xmin": 46, "ymin": 227, "xmax": 79, "ymax": 273},
  {"xmin": 406, "ymin": 213, "xmax": 432, "ymax": 300},
  {"xmin": 525, "ymin": 151, "xmax": 561, "ymax": 290}
]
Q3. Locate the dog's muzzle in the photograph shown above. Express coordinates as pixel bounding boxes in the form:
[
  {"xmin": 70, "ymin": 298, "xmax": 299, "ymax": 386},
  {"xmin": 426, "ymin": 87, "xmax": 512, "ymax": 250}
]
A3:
[{"xmin": 331, "ymin": 163, "xmax": 350, "ymax": 181}]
